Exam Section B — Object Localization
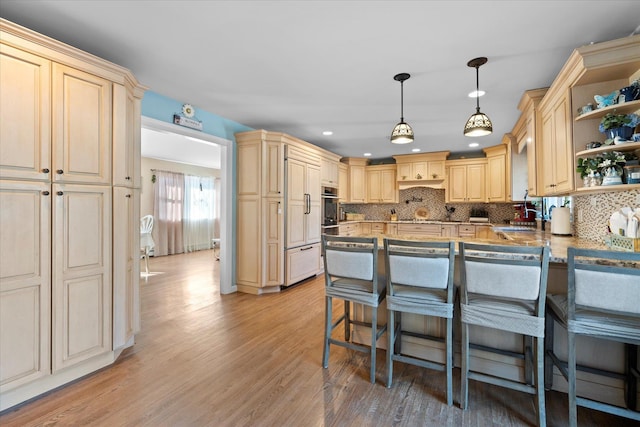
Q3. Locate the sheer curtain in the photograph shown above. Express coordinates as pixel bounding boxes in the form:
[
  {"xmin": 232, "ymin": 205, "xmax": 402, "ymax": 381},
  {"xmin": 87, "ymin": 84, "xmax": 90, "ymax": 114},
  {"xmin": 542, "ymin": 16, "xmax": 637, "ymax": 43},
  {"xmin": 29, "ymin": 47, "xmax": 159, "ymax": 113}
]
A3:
[
  {"xmin": 153, "ymin": 170, "xmax": 184, "ymax": 256},
  {"xmin": 183, "ymin": 175, "xmax": 216, "ymax": 252}
]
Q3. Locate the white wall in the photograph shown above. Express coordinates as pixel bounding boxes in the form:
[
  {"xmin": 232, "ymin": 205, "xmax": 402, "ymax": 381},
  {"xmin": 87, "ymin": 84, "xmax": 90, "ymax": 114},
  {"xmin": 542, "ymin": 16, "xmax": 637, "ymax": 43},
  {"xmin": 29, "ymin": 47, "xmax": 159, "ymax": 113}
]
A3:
[{"xmin": 140, "ymin": 157, "xmax": 220, "ymax": 218}]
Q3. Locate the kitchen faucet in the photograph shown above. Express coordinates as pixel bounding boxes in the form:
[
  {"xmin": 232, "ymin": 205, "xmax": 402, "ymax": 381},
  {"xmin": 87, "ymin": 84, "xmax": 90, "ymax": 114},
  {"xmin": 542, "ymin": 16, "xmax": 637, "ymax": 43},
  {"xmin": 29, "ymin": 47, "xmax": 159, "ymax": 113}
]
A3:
[{"xmin": 523, "ymin": 190, "xmax": 546, "ymax": 231}]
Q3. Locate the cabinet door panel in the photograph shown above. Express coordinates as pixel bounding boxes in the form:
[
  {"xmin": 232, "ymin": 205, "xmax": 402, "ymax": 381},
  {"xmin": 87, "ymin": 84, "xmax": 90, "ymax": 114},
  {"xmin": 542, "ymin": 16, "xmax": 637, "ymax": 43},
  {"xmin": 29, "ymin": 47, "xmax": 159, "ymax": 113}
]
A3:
[
  {"xmin": 466, "ymin": 164, "xmax": 486, "ymax": 202},
  {"xmin": 0, "ymin": 44, "xmax": 51, "ymax": 181},
  {"xmin": 287, "ymin": 158, "xmax": 306, "ymax": 248},
  {"xmin": 53, "ymin": 64, "xmax": 111, "ymax": 184},
  {"xmin": 53, "ymin": 184, "xmax": 111, "ymax": 371},
  {"xmin": 0, "ymin": 180, "xmax": 50, "ymax": 391},
  {"xmin": 306, "ymin": 163, "xmax": 322, "ymax": 244},
  {"xmin": 264, "ymin": 198, "xmax": 283, "ymax": 285},
  {"xmin": 236, "ymin": 197, "xmax": 261, "ymax": 286},
  {"xmin": 552, "ymin": 97, "xmax": 573, "ymax": 193},
  {"xmin": 447, "ymin": 165, "xmax": 467, "ymax": 202},
  {"xmin": 264, "ymin": 141, "xmax": 284, "ymax": 197},
  {"xmin": 112, "ymin": 84, "xmax": 140, "ymax": 188},
  {"xmin": 113, "ymin": 187, "xmax": 138, "ymax": 349}
]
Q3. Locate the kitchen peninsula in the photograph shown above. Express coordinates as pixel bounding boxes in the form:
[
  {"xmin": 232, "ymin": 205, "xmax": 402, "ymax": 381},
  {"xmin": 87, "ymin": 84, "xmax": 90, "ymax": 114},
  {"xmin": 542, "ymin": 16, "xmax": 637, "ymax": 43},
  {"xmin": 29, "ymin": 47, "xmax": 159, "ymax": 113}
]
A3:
[{"xmin": 336, "ymin": 226, "xmax": 636, "ymax": 411}]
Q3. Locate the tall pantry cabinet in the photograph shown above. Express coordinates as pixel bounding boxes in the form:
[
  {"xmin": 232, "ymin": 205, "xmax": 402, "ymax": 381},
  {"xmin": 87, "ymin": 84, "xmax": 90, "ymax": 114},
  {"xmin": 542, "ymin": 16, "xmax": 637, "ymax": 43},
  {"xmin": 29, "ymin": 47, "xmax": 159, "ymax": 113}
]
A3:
[
  {"xmin": 235, "ymin": 130, "xmax": 323, "ymax": 294},
  {"xmin": 0, "ymin": 19, "xmax": 144, "ymax": 410}
]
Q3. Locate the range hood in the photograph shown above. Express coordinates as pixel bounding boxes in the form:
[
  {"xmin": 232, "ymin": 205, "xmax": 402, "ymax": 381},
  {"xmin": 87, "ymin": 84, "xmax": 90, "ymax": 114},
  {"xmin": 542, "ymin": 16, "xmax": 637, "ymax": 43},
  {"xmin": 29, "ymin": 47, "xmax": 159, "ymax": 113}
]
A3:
[{"xmin": 397, "ymin": 178, "xmax": 446, "ymax": 190}]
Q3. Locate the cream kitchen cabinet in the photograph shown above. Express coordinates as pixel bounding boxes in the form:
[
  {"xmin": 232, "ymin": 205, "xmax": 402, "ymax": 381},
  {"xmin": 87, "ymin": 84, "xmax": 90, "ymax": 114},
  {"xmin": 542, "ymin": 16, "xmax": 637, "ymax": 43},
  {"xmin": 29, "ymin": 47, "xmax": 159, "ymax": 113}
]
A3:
[
  {"xmin": 342, "ymin": 158, "xmax": 367, "ymax": 203},
  {"xmin": 0, "ymin": 43, "xmax": 51, "ymax": 182},
  {"xmin": 512, "ymin": 89, "xmax": 547, "ymax": 197},
  {"xmin": 0, "ymin": 19, "xmax": 143, "ymax": 411},
  {"xmin": 53, "ymin": 184, "xmax": 112, "ymax": 371},
  {"xmin": 0, "ymin": 180, "xmax": 51, "ymax": 391},
  {"xmin": 112, "ymin": 187, "xmax": 140, "ymax": 350},
  {"xmin": 338, "ymin": 222, "xmax": 360, "ymax": 236},
  {"xmin": 286, "ymin": 148, "xmax": 321, "ymax": 249},
  {"xmin": 320, "ymin": 153, "xmax": 341, "ymax": 188},
  {"xmin": 540, "ymin": 92, "xmax": 573, "ymax": 195},
  {"xmin": 445, "ymin": 159, "xmax": 486, "ymax": 203},
  {"xmin": 236, "ymin": 130, "xmax": 324, "ymax": 293},
  {"xmin": 338, "ymin": 162, "xmax": 348, "ymax": 202},
  {"xmin": 483, "ymin": 144, "xmax": 507, "ymax": 203},
  {"xmin": 393, "ymin": 152, "xmax": 449, "ymax": 189},
  {"xmin": 236, "ymin": 131, "xmax": 285, "ymax": 293},
  {"xmin": 366, "ymin": 164, "xmax": 397, "ymax": 203},
  {"xmin": 397, "ymin": 223, "xmax": 442, "ymax": 237},
  {"xmin": 440, "ymin": 224, "xmax": 458, "ymax": 237}
]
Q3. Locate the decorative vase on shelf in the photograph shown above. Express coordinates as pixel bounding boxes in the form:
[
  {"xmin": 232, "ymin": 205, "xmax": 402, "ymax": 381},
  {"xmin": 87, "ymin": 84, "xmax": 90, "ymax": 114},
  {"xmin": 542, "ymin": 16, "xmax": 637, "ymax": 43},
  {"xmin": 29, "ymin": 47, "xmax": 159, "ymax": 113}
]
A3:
[
  {"xmin": 601, "ymin": 165, "xmax": 623, "ymax": 186},
  {"xmin": 607, "ymin": 127, "xmax": 634, "ymax": 141},
  {"xmin": 588, "ymin": 171, "xmax": 602, "ymax": 187}
]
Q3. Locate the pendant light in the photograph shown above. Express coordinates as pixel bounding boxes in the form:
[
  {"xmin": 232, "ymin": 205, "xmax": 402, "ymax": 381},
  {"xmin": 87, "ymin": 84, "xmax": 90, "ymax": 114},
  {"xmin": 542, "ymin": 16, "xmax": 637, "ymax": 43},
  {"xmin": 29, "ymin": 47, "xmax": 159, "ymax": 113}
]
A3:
[
  {"xmin": 463, "ymin": 57, "xmax": 493, "ymax": 137},
  {"xmin": 390, "ymin": 73, "xmax": 414, "ymax": 144}
]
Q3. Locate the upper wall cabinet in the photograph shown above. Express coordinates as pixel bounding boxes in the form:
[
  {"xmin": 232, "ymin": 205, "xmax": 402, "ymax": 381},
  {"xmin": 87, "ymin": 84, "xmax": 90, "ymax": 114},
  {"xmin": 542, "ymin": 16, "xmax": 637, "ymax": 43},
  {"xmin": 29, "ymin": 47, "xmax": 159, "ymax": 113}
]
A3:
[
  {"xmin": 511, "ymin": 89, "xmax": 548, "ymax": 197},
  {"xmin": 342, "ymin": 157, "xmax": 367, "ymax": 203},
  {"xmin": 393, "ymin": 152, "xmax": 449, "ymax": 190},
  {"xmin": 366, "ymin": 164, "xmax": 397, "ymax": 203},
  {"xmin": 320, "ymin": 152, "xmax": 341, "ymax": 188},
  {"xmin": 483, "ymin": 144, "xmax": 508, "ymax": 203},
  {"xmin": 445, "ymin": 158, "xmax": 486, "ymax": 203},
  {"xmin": 536, "ymin": 34, "xmax": 640, "ymax": 196}
]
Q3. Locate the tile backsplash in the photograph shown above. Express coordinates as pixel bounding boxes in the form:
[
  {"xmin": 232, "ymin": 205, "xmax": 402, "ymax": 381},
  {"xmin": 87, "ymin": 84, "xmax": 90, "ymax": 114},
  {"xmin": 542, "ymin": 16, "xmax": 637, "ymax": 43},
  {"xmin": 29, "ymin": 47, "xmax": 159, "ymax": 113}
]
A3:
[
  {"xmin": 342, "ymin": 187, "xmax": 516, "ymax": 224},
  {"xmin": 342, "ymin": 187, "xmax": 640, "ymax": 243},
  {"xmin": 573, "ymin": 188, "xmax": 640, "ymax": 242}
]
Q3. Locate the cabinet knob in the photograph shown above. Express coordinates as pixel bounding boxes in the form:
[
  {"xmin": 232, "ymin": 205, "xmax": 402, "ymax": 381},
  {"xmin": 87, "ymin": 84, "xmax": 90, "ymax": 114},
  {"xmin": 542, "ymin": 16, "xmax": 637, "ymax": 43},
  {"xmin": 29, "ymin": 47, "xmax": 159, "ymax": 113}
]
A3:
[
  {"xmin": 125, "ymin": 194, "xmax": 131, "ymax": 198},
  {"xmin": 57, "ymin": 191, "xmax": 63, "ymax": 196},
  {"xmin": 125, "ymin": 176, "xmax": 131, "ymax": 180},
  {"xmin": 42, "ymin": 190, "xmax": 50, "ymax": 196},
  {"xmin": 56, "ymin": 169, "xmax": 64, "ymax": 174},
  {"xmin": 42, "ymin": 168, "xmax": 50, "ymax": 173}
]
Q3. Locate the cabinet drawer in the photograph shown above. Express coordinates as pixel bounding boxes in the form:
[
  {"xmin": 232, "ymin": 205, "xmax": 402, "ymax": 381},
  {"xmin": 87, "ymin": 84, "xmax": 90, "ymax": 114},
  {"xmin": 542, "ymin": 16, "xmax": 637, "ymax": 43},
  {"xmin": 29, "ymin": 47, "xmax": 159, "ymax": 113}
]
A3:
[
  {"xmin": 397, "ymin": 224, "xmax": 441, "ymax": 236},
  {"xmin": 458, "ymin": 225, "xmax": 476, "ymax": 237},
  {"xmin": 285, "ymin": 244, "xmax": 321, "ymax": 286}
]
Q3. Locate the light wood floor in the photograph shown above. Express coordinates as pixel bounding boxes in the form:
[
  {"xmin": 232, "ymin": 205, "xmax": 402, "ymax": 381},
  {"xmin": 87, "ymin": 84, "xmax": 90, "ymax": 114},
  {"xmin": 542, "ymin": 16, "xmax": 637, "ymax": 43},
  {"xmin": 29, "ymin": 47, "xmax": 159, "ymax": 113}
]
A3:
[{"xmin": 1, "ymin": 249, "xmax": 637, "ymax": 426}]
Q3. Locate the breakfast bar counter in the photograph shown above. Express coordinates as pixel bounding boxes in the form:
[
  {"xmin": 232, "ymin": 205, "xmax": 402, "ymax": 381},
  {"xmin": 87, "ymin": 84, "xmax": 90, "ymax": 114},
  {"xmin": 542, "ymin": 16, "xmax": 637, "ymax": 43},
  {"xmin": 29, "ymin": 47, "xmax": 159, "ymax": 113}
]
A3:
[{"xmin": 342, "ymin": 230, "xmax": 636, "ymax": 408}]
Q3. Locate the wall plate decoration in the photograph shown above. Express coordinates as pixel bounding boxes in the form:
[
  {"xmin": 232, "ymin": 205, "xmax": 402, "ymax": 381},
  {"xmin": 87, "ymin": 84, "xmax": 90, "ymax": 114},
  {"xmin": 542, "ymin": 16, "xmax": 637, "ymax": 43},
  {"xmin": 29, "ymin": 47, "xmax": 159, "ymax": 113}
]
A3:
[
  {"xmin": 182, "ymin": 103, "xmax": 195, "ymax": 118},
  {"xmin": 173, "ymin": 103, "xmax": 202, "ymax": 130}
]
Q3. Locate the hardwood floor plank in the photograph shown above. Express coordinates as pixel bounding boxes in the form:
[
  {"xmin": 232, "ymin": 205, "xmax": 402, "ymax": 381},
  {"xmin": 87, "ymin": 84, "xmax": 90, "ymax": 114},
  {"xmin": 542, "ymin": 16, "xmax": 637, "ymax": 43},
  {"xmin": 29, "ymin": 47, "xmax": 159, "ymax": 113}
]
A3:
[{"xmin": 1, "ymin": 249, "xmax": 637, "ymax": 426}]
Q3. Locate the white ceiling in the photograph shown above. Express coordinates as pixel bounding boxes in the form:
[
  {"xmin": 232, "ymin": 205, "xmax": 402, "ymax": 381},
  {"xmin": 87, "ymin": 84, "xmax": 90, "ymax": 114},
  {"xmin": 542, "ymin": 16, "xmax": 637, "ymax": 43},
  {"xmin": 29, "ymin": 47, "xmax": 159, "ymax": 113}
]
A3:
[{"xmin": 2, "ymin": 1, "xmax": 639, "ymax": 161}]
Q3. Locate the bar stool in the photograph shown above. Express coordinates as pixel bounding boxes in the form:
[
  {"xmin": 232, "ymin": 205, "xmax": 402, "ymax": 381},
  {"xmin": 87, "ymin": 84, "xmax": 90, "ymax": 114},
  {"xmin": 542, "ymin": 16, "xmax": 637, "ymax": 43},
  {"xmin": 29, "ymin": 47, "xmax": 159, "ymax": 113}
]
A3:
[
  {"xmin": 322, "ymin": 235, "xmax": 386, "ymax": 383},
  {"xmin": 545, "ymin": 247, "xmax": 640, "ymax": 426},
  {"xmin": 459, "ymin": 242, "xmax": 550, "ymax": 427},
  {"xmin": 384, "ymin": 239, "xmax": 455, "ymax": 406}
]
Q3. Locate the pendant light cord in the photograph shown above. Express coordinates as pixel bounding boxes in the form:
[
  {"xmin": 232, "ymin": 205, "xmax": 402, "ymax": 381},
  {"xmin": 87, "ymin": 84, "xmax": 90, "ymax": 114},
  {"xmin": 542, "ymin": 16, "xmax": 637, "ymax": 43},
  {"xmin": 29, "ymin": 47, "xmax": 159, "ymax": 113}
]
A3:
[
  {"xmin": 475, "ymin": 65, "xmax": 481, "ymax": 113},
  {"xmin": 400, "ymin": 80, "xmax": 405, "ymax": 122}
]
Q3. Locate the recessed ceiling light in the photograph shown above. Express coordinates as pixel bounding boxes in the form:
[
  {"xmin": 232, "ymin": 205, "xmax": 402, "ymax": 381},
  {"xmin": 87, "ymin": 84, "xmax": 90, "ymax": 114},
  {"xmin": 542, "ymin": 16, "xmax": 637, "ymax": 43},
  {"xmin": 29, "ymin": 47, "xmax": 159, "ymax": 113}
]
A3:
[
  {"xmin": 411, "ymin": 148, "xmax": 421, "ymax": 152},
  {"xmin": 322, "ymin": 130, "xmax": 333, "ymax": 136},
  {"xmin": 468, "ymin": 142, "xmax": 480, "ymax": 148},
  {"xmin": 363, "ymin": 152, "xmax": 372, "ymax": 157},
  {"xmin": 468, "ymin": 90, "xmax": 486, "ymax": 98}
]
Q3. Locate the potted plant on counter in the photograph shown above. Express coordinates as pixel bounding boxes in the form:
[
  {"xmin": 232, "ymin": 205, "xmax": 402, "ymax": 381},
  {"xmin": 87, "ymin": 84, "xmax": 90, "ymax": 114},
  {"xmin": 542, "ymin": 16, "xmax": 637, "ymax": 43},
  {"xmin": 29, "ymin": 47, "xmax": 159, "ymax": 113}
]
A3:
[{"xmin": 599, "ymin": 112, "xmax": 640, "ymax": 142}]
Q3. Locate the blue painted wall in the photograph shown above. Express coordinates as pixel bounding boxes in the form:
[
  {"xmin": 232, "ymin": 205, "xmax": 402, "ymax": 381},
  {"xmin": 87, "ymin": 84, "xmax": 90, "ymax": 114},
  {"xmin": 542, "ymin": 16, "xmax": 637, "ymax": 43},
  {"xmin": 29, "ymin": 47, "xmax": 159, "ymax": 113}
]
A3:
[{"xmin": 141, "ymin": 91, "xmax": 253, "ymax": 140}]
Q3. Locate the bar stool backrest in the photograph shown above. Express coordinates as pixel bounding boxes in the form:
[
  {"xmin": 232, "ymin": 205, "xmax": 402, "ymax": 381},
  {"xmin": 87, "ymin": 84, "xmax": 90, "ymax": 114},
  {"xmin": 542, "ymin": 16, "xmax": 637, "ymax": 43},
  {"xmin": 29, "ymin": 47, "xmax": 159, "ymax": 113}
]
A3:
[
  {"xmin": 385, "ymin": 240, "xmax": 454, "ymax": 290},
  {"xmin": 568, "ymin": 247, "xmax": 640, "ymax": 319}
]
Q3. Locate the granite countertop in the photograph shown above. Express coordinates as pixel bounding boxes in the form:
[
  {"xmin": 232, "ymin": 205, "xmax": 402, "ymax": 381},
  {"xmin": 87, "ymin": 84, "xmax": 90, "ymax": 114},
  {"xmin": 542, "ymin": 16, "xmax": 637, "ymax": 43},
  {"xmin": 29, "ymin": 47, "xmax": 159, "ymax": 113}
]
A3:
[
  {"xmin": 335, "ymin": 220, "xmax": 613, "ymax": 263},
  {"xmin": 339, "ymin": 220, "xmax": 492, "ymax": 226}
]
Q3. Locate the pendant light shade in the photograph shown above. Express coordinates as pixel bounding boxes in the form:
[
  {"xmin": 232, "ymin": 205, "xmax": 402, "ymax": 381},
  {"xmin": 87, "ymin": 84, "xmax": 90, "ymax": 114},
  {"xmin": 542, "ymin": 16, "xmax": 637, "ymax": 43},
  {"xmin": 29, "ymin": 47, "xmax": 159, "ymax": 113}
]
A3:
[
  {"xmin": 463, "ymin": 57, "xmax": 493, "ymax": 137},
  {"xmin": 391, "ymin": 73, "xmax": 414, "ymax": 144}
]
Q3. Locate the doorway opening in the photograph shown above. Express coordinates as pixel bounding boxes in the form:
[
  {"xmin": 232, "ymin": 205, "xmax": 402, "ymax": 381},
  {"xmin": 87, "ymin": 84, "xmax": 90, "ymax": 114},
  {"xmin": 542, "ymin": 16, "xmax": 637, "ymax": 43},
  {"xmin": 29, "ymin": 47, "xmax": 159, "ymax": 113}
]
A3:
[{"xmin": 141, "ymin": 116, "xmax": 235, "ymax": 294}]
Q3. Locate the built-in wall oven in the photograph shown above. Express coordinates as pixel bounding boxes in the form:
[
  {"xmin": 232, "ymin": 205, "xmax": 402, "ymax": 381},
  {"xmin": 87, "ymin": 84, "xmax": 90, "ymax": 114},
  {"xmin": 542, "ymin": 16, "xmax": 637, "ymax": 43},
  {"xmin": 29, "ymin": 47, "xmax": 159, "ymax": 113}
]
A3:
[{"xmin": 321, "ymin": 187, "xmax": 339, "ymax": 235}]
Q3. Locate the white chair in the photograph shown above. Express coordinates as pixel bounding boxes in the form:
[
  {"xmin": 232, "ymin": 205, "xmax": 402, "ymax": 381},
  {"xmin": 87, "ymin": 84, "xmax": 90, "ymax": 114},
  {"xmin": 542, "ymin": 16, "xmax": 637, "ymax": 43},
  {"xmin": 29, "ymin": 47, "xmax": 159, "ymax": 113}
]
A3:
[
  {"xmin": 545, "ymin": 247, "xmax": 640, "ymax": 426},
  {"xmin": 140, "ymin": 215, "xmax": 155, "ymax": 274},
  {"xmin": 459, "ymin": 242, "xmax": 550, "ymax": 427},
  {"xmin": 384, "ymin": 239, "xmax": 456, "ymax": 406},
  {"xmin": 322, "ymin": 235, "xmax": 386, "ymax": 383}
]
